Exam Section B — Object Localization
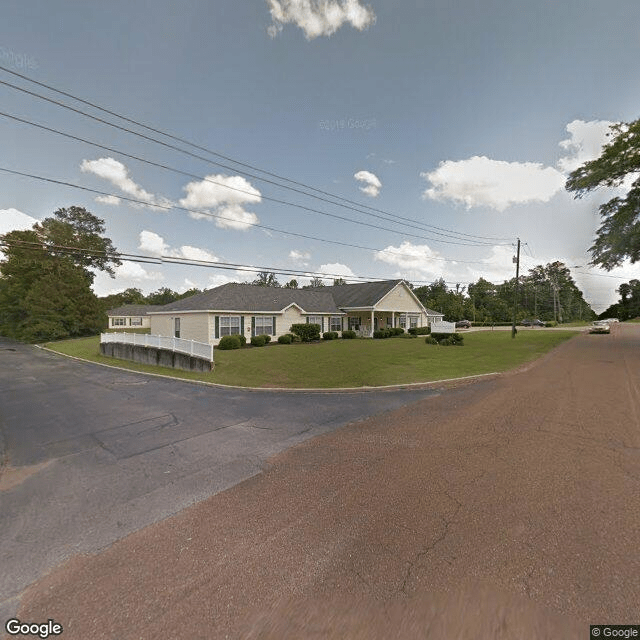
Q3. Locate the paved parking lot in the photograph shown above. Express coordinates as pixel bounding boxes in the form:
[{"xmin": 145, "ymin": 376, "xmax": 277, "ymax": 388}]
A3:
[{"xmin": 0, "ymin": 338, "xmax": 440, "ymax": 615}]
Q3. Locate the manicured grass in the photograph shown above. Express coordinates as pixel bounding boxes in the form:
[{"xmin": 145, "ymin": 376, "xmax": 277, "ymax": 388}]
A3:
[{"xmin": 45, "ymin": 330, "xmax": 577, "ymax": 389}]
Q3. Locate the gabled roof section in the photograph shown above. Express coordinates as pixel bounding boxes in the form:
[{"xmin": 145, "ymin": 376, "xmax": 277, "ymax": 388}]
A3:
[
  {"xmin": 153, "ymin": 283, "xmax": 343, "ymax": 314},
  {"xmin": 311, "ymin": 279, "xmax": 404, "ymax": 308},
  {"xmin": 107, "ymin": 304, "xmax": 162, "ymax": 316}
]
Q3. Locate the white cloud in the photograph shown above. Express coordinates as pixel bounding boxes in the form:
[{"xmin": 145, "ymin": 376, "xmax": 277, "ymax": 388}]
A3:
[
  {"xmin": 266, "ymin": 0, "xmax": 376, "ymax": 39},
  {"xmin": 422, "ymin": 156, "xmax": 566, "ymax": 212},
  {"xmin": 138, "ymin": 230, "xmax": 219, "ymax": 263},
  {"xmin": 0, "ymin": 208, "xmax": 39, "ymax": 234},
  {"xmin": 354, "ymin": 170, "xmax": 382, "ymax": 197},
  {"xmin": 557, "ymin": 119, "xmax": 615, "ymax": 174},
  {"xmin": 179, "ymin": 175, "xmax": 261, "ymax": 231},
  {"xmin": 80, "ymin": 157, "xmax": 172, "ymax": 210},
  {"xmin": 115, "ymin": 260, "xmax": 163, "ymax": 281},
  {"xmin": 318, "ymin": 262, "xmax": 356, "ymax": 280},
  {"xmin": 374, "ymin": 241, "xmax": 453, "ymax": 282},
  {"xmin": 289, "ymin": 249, "xmax": 311, "ymax": 264},
  {"xmin": 95, "ymin": 195, "xmax": 121, "ymax": 206},
  {"xmin": 467, "ymin": 245, "xmax": 518, "ymax": 282}
]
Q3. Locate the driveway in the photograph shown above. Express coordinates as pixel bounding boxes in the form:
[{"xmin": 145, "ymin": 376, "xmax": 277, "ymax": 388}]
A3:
[
  {"xmin": 6, "ymin": 324, "xmax": 640, "ymax": 639},
  {"xmin": 0, "ymin": 338, "xmax": 442, "ymax": 615}
]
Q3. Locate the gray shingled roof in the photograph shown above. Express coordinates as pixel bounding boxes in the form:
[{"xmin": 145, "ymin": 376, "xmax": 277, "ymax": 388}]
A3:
[
  {"xmin": 312, "ymin": 279, "xmax": 404, "ymax": 308},
  {"xmin": 153, "ymin": 283, "xmax": 343, "ymax": 314},
  {"xmin": 107, "ymin": 304, "xmax": 162, "ymax": 316}
]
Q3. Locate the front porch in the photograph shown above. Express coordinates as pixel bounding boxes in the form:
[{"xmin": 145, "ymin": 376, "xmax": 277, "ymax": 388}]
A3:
[{"xmin": 346, "ymin": 310, "xmax": 424, "ymax": 337}]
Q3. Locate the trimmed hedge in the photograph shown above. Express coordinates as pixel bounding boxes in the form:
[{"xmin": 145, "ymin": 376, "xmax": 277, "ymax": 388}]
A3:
[
  {"xmin": 218, "ymin": 335, "xmax": 241, "ymax": 350},
  {"xmin": 408, "ymin": 326, "xmax": 430, "ymax": 335},
  {"xmin": 250, "ymin": 335, "xmax": 267, "ymax": 347},
  {"xmin": 424, "ymin": 336, "xmax": 439, "ymax": 345},
  {"xmin": 323, "ymin": 331, "xmax": 339, "ymax": 340},
  {"xmin": 277, "ymin": 334, "xmax": 292, "ymax": 344},
  {"xmin": 259, "ymin": 334, "xmax": 271, "ymax": 343},
  {"xmin": 391, "ymin": 327, "xmax": 405, "ymax": 336},
  {"xmin": 341, "ymin": 330, "xmax": 357, "ymax": 339},
  {"xmin": 231, "ymin": 333, "xmax": 246, "ymax": 346},
  {"xmin": 290, "ymin": 323, "xmax": 321, "ymax": 342},
  {"xmin": 428, "ymin": 332, "xmax": 464, "ymax": 346}
]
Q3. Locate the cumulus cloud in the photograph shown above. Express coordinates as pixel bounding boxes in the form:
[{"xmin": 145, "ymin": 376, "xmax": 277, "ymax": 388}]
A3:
[
  {"xmin": 266, "ymin": 0, "xmax": 376, "ymax": 39},
  {"xmin": 289, "ymin": 249, "xmax": 311, "ymax": 264},
  {"xmin": 374, "ymin": 241, "xmax": 454, "ymax": 282},
  {"xmin": 179, "ymin": 174, "xmax": 261, "ymax": 231},
  {"xmin": 466, "ymin": 245, "xmax": 518, "ymax": 282},
  {"xmin": 354, "ymin": 170, "xmax": 382, "ymax": 197},
  {"xmin": 422, "ymin": 156, "xmax": 566, "ymax": 212},
  {"xmin": 318, "ymin": 262, "xmax": 356, "ymax": 280},
  {"xmin": 80, "ymin": 157, "xmax": 172, "ymax": 210},
  {"xmin": 138, "ymin": 230, "xmax": 219, "ymax": 263},
  {"xmin": 115, "ymin": 260, "xmax": 163, "ymax": 281},
  {"xmin": 0, "ymin": 208, "xmax": 39, "ymax": 234},
  {"xmin": 557, "ymin": 119, "xmax": 616, "ymax": 174}
]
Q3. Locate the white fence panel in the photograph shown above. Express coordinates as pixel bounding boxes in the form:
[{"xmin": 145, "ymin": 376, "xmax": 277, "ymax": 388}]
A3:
[{"xmin": 100, "ymin": 333, "xmax": 213, "ymax": 362}]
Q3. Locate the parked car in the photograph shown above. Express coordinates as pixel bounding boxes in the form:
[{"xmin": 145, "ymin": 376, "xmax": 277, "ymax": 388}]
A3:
[
  {"xmin": 590, "ymin": 320, "xmax": 610, "ymax": 334},
  {"xmin": 601, "ymin": 318, "xmax": 619, "ymax": 323},
  {"xmin": 455, "ymin": 319, "xmax": 472, "ymax": 329},
  {"xmin": 520, "ymin": 319, "xmax": 546, "ymax": 327}
]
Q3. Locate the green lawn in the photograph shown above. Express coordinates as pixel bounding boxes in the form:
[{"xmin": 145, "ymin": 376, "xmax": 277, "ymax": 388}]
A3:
[{"xmin": 45, "ymin": 331, "xmax": 577, "ymax": 389}]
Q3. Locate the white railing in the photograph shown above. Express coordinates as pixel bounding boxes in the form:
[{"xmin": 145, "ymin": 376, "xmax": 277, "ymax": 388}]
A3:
[{"xmin": 101, "ymin": 333, "xmax": 214, "ymax": 362}]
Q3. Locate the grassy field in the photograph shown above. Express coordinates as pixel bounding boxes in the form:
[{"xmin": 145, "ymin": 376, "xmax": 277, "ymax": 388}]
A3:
[{"xmin": 45, "ymin": 330, "xmax": 578, "ymax": 389}]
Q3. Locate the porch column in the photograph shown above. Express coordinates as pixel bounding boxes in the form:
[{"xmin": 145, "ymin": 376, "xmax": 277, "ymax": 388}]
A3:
[
  {"xmin": 392, "ymin": 311, "xmax": 395, "ymax": 328},
  {"xmin": 370, "ymin": 309, "xmax": 374, "ymax": 337}
]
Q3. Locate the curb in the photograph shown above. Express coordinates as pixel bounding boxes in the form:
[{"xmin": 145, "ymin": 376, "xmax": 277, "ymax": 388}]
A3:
[{"xmin": 36, "ymin": 345, "xmax": 501, "ymax": 394}]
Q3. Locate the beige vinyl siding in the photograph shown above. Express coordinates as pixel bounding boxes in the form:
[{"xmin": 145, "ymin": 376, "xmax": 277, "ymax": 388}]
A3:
[
  {"xmin": 376, "ymin": 284, "xmax": 424, "ymax": 313},
  {"xmin": 149, "ymin": 313, "xmax": 209, "ymax": 343},
  {"xmin": 281, "ymin": 306, "xmax": 306, "ymax": 336}
]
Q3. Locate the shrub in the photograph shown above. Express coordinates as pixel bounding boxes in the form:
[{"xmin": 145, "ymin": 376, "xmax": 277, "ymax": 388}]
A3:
[
  {"xmin": 259, "ymin": 334, "xmax": 271, "ymax": 343},
  {"xmin": 399, "ymin": 333, "xmax": 417, "ymax": 338},
  {"xmin": 230, "ymin": 333, "xmax": 246, "ymax": 346},
  {"xmin": 288, "ymin": 333, "xmax": 302, "ymax": 343},
  {"xmin": 323, "ymin": 331, "xmax": 339, "ymax": 340},
  {"xmin": 373, "ymin": 329, "xmax": 388, "ymax": 339},
  {"xmin": 439, "ymin": 338, "xmax": 453, "ymax": 346},
  {"xmin": 341, "ymin": 330, "xmax": 357, "ymax": 339},
  {"xmin": 408, "ymin": 326, "xmax": 431, "ymax": 335},
  {"xmin": 391, "ymin": 327, "xmax": 405, "ymax": 336},
  {"xmin": 290, "ymin": 323, "xmax": 321, "ymax": 342},
  {"xmin": 250, "ymin": 335, "xmax": 266, "ymax": 347},
  {"xmin": 278, "ymin": 334, "xmax": 292, "ymax": 344},
  {"xmin": 218, "ymin": 335, "xmax": 241, "ymax": 350},
  {"xmin": 430, "ymin": 332, "xmax": 464, "ymax": 346},
  {"xmin": 545, "ymin": 321, "xmax": 557, "ymax": 327},
  {"xmin": 424, "ymin": 336, "xmax": 439, "ymax": 345}
]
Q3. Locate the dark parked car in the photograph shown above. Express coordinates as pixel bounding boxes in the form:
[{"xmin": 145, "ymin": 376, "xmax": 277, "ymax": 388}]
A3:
[
  {"xmin": 455, "ymin": 319, "xmax": 472, "ymax": 329},
  {"xmin": 520, "ymin": 319, "xmax": 545, "ymax": 327}
]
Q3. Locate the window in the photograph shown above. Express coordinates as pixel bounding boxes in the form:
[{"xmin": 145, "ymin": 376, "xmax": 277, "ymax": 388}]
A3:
[
  {"xmin": 220, "ymin": 316, "xmax": 241, "ymax": 336},
  {"xmin": 330, "ymin": 316, "xmax": 342, "ymax": 332},
  {"xmin": 387, "ymin": 317, "xmax": 393, "ymax": 327},
  {"xmin": 174, "ymin": 318, "xmax": 181, "ymax": 338},
  {"xmin": 348, "ymin": 317, "xmax": 360, "ymax": 330},
  {"xmin": 113, "ymin": 317, "xmax": 126, "ymax": 326},
  {"xmin": 409, "ymin": 315, "xmax": 419, "ymax": 328},
  {"xmin": 130, "ymin": 317, "xmax": 142, "ymax": 326},
  {"xmin": 399, "ymin": 315, "xmax": 407, "ymax": 329},
  {"xmin": 307, "ymin": 315, "xmax": 322, "ymax": 327},
  {"xmin": 254, "ymin": 316, "xmax": 274, "ymax": 336}
]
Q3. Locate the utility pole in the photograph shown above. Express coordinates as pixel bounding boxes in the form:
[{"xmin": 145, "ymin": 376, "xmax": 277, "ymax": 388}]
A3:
[{"xmin": 511, "ymin": 238, "xmax": 521, "ymax": 339}]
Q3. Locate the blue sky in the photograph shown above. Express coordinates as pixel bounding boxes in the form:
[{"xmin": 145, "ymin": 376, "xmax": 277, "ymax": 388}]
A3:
[{"xmin": 2, "ymin": 0, "xmax": 640, "ymax": 312}]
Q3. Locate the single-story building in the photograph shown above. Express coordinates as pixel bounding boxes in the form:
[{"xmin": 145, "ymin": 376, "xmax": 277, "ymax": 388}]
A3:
[
  {"xmin": 147, "ymin": 280, "xmax": 443, "ymax": 346},
  {"xmin": 106, "ymin": 304, "xmax": 161, "ymax": 329}
]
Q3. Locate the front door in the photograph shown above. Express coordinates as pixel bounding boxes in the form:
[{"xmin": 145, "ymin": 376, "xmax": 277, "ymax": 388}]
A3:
[{"xmin": 373, "ymin": 317, "xmax": 378, "ymax": 330}]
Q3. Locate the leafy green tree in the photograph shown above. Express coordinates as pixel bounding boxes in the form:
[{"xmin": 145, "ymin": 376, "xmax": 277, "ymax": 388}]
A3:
[
  {"xmin": 0, "ymin": 207, "xmax": 120, "ymax": 341},
  {"xmin": 566, "ymin": 119, "xmax": 640, "ymax": 269},
  {"xmin": 332, "ymin": 278, "xmax": 347, "ymax": 286},
  {"xmin": 145, "ymin": 287, "xmax": 181, "ymax": 305},
  {"xmin": 252, "ymin": 271, "xmax": 281, "ymax": 287},
  {"xmin": 283, "ymin": 279, "xmax": 299, "ymax": 289}
]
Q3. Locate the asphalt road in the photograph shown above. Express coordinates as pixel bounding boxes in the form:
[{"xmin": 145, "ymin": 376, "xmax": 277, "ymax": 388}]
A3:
[
  {"xmin": 4, "ymin": 326, "xmax": 639, "ymax": 639},
  {"xmin": 0, "ymin": 338, "xmax": 440, "ymax": 617}
]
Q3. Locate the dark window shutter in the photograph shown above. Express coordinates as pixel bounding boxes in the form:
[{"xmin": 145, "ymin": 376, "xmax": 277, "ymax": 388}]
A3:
[
  {"xmin": 240, "ymin": 316, "xmax": 245, "ymax": 335},
  {"xmin": 251, "ymin": 316, "xmax": 255, "ymax": 337},
  {"xmin": 272, "ymin": 316, "xmax": 276, "ymax": 335},
  {"xmin": 215, "ymin": 316, "xmax": 219, "ymax": 339},
  {"xmin": 306, "ymin": 317, "xmax": 309, "ymax": 324}
]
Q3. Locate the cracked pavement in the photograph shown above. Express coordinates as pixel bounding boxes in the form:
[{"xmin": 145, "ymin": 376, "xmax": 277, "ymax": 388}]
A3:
[{"xmin": 4, "ymin": 324, "xmax": 640, "ymax": 638}]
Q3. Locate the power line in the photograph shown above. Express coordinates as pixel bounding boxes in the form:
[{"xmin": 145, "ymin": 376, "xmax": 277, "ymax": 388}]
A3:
[
  {"xmin": 0, "ymin": 108, "xmax": 505, "ymax": 248},
  {"xmin": 0, "ymin": 67, "xmax": 511, "ymax": 243},
  {"xmin": 0, "ymin": 165, "xmax": 511, "ymax": 266}
]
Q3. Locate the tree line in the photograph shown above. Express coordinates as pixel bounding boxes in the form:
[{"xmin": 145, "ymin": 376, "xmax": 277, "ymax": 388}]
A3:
[{"xmin": 599, "ymin": 280, "xmax": 640, "ymax": 320}]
